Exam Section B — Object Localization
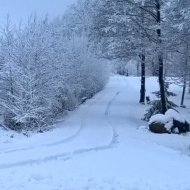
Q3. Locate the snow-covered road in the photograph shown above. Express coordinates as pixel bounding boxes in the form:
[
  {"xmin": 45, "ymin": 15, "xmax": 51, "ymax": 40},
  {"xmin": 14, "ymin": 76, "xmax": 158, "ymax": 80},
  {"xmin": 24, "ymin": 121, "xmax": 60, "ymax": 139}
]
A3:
[
  {"xmin": 0, "ymin": 76, "xmax": 190, "ymax": 190},
  {"xmin": 0, "ymin": 76, "xmax": 126, "ymax": 168}
]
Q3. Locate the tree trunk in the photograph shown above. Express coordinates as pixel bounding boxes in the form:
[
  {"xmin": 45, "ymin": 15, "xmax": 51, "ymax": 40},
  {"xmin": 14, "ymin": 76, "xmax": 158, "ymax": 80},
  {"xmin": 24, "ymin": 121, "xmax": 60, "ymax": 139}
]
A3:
[
  {"xmin": 152, "ymin": 61, "xmax": 155, "ymax": 76},
  {"xmin": 158, "ymin": 54, "xmax": 167, "ymax": 113},
  {"xmin": 180, "ymin": 80, "xmax": 186, "ymax": 107},
  {"xmin": 181, "ymin": 43, "xmax": 189, "ymax": 106},
  {"xmin": 156, "ymin": 1, "xmax": 167, "ymax": 114},
  {"xmin": 137, "ymin": 62, "xmax": 140, "ymax": 76},
  {"xmin": 139, "ymin": 54, "xmax": 146, "ymax": 104}
]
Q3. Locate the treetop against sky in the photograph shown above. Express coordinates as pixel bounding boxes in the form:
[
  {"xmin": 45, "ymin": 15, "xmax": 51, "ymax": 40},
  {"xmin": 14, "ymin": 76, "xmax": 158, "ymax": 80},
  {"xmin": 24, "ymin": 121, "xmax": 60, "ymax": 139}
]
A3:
[{"xmin": 0, "ymin": 0, "xmax": 77, "ymax": 24}]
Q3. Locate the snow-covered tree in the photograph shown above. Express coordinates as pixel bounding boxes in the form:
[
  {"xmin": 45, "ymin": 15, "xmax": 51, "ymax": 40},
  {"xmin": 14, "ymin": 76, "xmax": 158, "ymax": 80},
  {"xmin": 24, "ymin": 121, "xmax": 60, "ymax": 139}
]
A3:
[
  {"xmin": 90, "ymin": 0, "xmax": 170, "ymax": 111},
  {"xmin": 0, "ymin": 11, "xmax": 110, "ymax": 132},
  {"xmin": 165, "ymin": 0, "xmax": 190, "ymax": 107}
]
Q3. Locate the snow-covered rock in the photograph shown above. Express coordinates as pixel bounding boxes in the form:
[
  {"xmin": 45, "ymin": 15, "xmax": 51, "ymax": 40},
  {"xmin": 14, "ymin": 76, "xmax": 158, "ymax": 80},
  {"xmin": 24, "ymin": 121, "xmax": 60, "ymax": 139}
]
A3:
[
  {"xmin": 165, "ymin": 109, "xmax": 185, "ymax": 123},
  {"xmin": 149, "ymin": 109, "xmax": 190, "ymax": 134},
  {"xmin": 148, "ymin": 114, "xmax": 173, "ymax": 133},
  {"xmin": 149, "ymin": 121, "xmax": 168, "ymax": 133},
  {"xmin": 166, "ymin": 109, "xmax": 189, "ymax": 133},
  {"xmin": 148, "ymin": 114, "xmax": 173, "ymax": 127}
]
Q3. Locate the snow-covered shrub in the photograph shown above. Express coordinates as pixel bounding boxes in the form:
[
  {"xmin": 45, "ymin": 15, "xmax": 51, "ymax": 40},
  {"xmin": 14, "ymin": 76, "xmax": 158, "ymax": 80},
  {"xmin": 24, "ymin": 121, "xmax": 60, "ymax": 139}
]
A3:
[
  {"xmin": 3, "ymin": 111, "xmax": 19, "ymax": 131},
  {"xmin": 0, "ymin": 15, "xmax": 110, "ymax": 132}
]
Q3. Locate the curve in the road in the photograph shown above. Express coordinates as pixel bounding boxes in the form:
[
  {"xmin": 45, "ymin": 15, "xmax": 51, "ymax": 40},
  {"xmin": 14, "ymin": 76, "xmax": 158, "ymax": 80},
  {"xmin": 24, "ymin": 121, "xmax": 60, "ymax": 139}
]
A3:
[
  {"xmin": 0, "ymin": 83, "xmax": 110, "ymax": 155},
  {"xmin": 0, "ymin": 76, "xmax": 128, "ymax": 169}
]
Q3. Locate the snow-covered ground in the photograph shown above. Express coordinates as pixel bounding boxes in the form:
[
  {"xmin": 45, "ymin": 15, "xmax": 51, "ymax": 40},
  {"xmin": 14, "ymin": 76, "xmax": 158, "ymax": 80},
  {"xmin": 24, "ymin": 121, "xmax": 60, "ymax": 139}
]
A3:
[{"xmin": 0, "ymin": 75, "xmax": 190, "ymax": 190}]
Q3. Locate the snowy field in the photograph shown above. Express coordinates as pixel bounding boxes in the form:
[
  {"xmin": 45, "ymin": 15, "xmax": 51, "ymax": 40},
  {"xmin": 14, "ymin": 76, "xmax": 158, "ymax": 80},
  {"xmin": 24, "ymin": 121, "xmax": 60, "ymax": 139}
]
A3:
[{"xmin": 0, "ymin": 75, "xmax": 190, "ymax": 190}]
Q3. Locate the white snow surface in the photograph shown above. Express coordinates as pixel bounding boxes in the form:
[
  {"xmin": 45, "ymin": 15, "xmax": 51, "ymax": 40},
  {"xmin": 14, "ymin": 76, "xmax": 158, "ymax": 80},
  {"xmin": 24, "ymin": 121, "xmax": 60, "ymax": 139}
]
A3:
[
  {"xmin": 0, "ymin": 76, "xmax": 190, "ymax": 190},
  {"xmin": 148, "ymin": 114, "xmax": 173, "ymax": 124},
  {"xmin": 166, "ymin": 109, "xmax": 186, "ymax": 123}
]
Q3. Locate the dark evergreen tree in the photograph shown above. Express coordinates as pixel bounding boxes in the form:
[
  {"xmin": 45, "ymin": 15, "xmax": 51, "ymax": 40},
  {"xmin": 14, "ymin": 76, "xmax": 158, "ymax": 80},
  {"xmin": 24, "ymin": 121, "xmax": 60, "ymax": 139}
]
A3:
[{"xmin": 143, "ymin": 82, "xmax": 178, "ymax": 121}]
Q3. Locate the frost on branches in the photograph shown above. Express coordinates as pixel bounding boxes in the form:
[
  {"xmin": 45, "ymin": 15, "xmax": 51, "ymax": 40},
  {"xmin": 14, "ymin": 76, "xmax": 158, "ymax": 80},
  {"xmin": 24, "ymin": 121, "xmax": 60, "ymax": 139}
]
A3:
[{"xmin": 0, "ymin": 14, "xmax": 109, "ymax": 132}]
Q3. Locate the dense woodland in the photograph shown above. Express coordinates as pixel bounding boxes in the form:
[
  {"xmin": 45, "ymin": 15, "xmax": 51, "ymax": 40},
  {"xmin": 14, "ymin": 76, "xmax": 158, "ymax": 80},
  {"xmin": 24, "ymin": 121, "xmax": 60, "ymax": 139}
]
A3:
[{"xmin": 0, "ymin": 0, "xmax": 190, "ymax": 132}]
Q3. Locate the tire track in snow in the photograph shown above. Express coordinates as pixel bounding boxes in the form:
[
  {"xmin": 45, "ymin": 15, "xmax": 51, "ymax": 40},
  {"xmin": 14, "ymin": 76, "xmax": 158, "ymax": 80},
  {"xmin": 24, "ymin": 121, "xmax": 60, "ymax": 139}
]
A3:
[
  {"xmin": 0, "ymin": 88, "xmax": 108, "ymax": 155},
  {"xmin": 0, "ymin": 76, "xmax": 127, "ymax": 170},
  {"xmin": 105, "ymin": 77, "xmax": 128, "ymax": 145},
  {"xmin": 105, "ymin": 91, "xmax": 120, "ymax": 145}
]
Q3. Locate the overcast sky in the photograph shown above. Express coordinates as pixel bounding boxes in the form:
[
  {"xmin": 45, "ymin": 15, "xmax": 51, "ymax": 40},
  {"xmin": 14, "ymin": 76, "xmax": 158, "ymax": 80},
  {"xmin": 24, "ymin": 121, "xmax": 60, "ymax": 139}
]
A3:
[{"xmin": 0, "ymin": 0, "xmax": 77, "ymax": 24}]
